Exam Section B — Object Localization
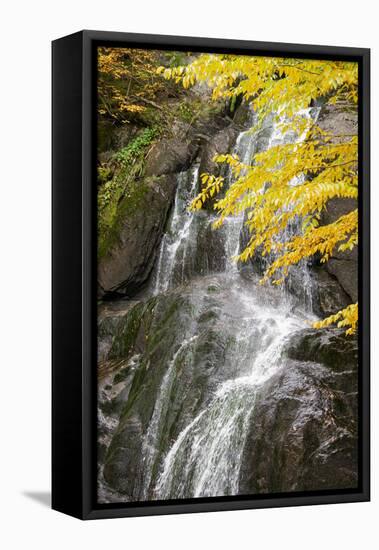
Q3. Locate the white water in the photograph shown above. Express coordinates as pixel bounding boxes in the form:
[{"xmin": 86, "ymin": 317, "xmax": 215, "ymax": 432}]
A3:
[
  {"xmin": 140, "ymin": 335, "xmax": 198, "ymax": 499},
  {"xmin": 154, "ymin": 165, "xmax": 200, "ymax": 294},
  {"xmin": 155, "ymin": 304, "xmax": 306, "ymax": 499}
]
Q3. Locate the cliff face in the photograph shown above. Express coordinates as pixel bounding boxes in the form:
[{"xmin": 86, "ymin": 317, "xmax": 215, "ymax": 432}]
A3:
[
  {"xmin": 96, "ymin": 93, "xmax": 358, "ymax": 503},
  {"xmin": 97, "ymin": 84, "xmax": 247, "ymax": 298}
]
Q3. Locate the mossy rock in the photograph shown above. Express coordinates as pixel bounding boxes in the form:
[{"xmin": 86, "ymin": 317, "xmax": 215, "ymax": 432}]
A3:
[{"xmin": 98, "ymin": 174, "xmax": 177, "ymax": 297}]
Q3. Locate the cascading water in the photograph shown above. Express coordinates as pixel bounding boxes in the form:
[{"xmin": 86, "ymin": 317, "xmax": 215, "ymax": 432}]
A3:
[
  {"xmin": 155, "ymin": 307, "xmax": 307, "ymax": 499},
  {"xmin": 132, "ymin": 108, "xmax": 319, "ymax": 500},
  {"xmin": 98, "ymin": 103, "xmax": 358, "ymax": 504},
  {"xmin": 153, "ymin": 165, "xmax": 200, "ymax": 294}
]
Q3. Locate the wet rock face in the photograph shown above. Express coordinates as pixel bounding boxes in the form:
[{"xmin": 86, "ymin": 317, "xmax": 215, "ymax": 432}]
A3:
[
  {"xmin": 97, "ymin": 96, "xmax": 359, "ymax": 503},
  {"xmin": 179, "ymin": 212, "xmax": 227, "ymax": 281},
  {"xmin": 98, "ymin": 175, "xmax": 177, "ymax": 297},
  {"xmin": 100, "ymin": 280, "xmax": 236, "ymax": 499},
  {"xmin": 239, "ymin": 329, "xmax": 358, "ymax": 494},
  {"xmin": 99, "ymin": 287, "xmax": 358, "ymax": 501},
  {"xmin": 326, "ymin": 259, "xmax": 358, "ymax": 303}
]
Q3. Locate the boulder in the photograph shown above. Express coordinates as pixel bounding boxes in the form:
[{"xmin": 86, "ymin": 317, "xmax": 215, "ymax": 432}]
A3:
[
  {"xmin": 239, "ymin": 328, "xmax": 358, "ymax": 494},
  {"xmin": 199, "ymin": 126, "xmax": 239, "ymax": 177},
  {"xmin": 111, "ymin": 124, "xmax": 140, "ymax": 151},
  {"xmin": 317, "ymin": 103, "xmax": 358, "ymax": 143},
  {"xmin": 311, "ymin": 266, "xmax": 351, "ymax": 317},
  {"xmin": 98, "ymin": 174, "xmax": 177, "ymax": 297},
  {"xmin": 145, "ymin": 138, "xmax": 197, "ymax": 177},
  {"xmin": 325, "ymin": 258, "xmax": 358, "ymax": 302}
]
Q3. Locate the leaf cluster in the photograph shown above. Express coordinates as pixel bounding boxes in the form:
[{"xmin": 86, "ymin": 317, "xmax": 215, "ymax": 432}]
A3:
[{"xmin": 162, "ymin": 54, "xmax": 359, "ymax": 333}]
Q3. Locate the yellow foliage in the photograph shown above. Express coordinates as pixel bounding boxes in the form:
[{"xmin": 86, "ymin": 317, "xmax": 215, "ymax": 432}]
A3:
[
  {"xmin": 313, "ymin": 303, "xmax": 358, "ymax": 335},
  {"xmin": 159, "ymin": 55, "xmax": 358, "ymax": 121},
  {"xmin": 98, "ymin": 47, "xmax": 164, "ymax": 122},
  {"xmin": 161, "ymin": 54, "xmax": 359, "ymax": 334}
]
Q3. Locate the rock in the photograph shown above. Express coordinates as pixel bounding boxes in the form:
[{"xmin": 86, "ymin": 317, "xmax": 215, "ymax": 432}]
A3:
[
  {"xmin": 285, "ymin": 327, "xmax": 358, "ymax": 369},
  {"xmin": 311, "ymin": 266, "xmax": 351, "ymax": 317},
  {"xmin": 317, "ymin": 104, "xmax": 358, "ymax": 143},
  {"xmin": 316, "ymin": 104, "xmax": 358, "ymax": 303},
  {"xmin": 325, "ymin": 259, "xmax": 358, "ymax": 302},
  {"xmin": 197, "ymin": 126, "xmax": 239, "ymax": 211},
  {"xmin": 267, "ymin": 261, "xmax": 351, "ymax": 318},
  {"xmin": 111, "ymin": 124, "xmax": 140, "ymax": 151},
  {"xmin": 319, "ymin": 197, "xmax": 358, "ymax": 302},
  {"xmin": 98, "ymin": 120, "xmax": 116, "ymax": 153},
  {"xmin": 145, "ymin": 138, "xmax": 197, "ymax": 177},
  {"xmin": 199, "ymin": 126, "xmax": 238, "ymax": 177},
  {"xmin": 168, "ymin": 212, "xmax": 227, "ymax": 284},
  {"xmin": 194, "ymin": 213, "xmax": 227, "ymax": 274},
  {"xmin": 98, "ymin": 174, "xmax": 177, "ymax": 297},
  {"xmin": 101, "ymin": 278, "xmax": 244, "ymax": 498},
  {"xmin": 101, "ymin": 291, "xmax": 192, "ymax": 497},
  {"xmin": 98, "ymin": 122, "xmax": 140, "ymax": 156},
  {"xmin": 239, "ymin": 328, "xmax": 358, "ymax": 494},
  {"xmin": 232, "ymin": 100, "xmax": 252, "ymax": 126},
  {"xmin": 99, "ymin": 276, "xmax": 358, "ymax": 500}
]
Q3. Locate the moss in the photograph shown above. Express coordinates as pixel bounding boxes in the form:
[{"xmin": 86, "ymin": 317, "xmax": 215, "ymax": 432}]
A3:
[
  {"xmin": 98, "ymin": 128, "xmax": 159, "ymax": 260},
  {"xmin": 112, "ymin": 294, "xmax": 191, "ymax": 429},
  {"xmin": 147, "ymin": 295, "xmax": 190, "ymax": 351},
  {"xmin": 165, "ymin": 51, "xmax": 188, "ymax": 68},
  {"xmin": 178, "ymin": 102, "xmax": 195, "ymax": 123},
  {"xmin": 107, "ymin": 302, "xmax": 145, "ymax": 359},
  {"xmin": 97, "ymin": 120, "xmax": 114, "ymax": 153},
  {"xmin": 98, "ymin": 173, "xmax": 150, "ymax": 260},
  {"xmin": 101, "ymin": 296, "xmax": 159, "ymax": 360}
]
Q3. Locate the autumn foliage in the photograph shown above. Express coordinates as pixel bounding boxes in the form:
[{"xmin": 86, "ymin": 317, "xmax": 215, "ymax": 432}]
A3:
[
  {"xmin": 98, "ymin": 47, "xmax": 165, "ymax": 122},
  {"xmin": 160, "ymin": 55, "xmax": 358, "ymax": 334}
]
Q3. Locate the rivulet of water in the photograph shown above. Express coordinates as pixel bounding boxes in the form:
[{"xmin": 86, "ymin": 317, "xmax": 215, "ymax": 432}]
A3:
[{"xmin": 153, "ymin": 166, "xmax": 200, "ymax": 294}]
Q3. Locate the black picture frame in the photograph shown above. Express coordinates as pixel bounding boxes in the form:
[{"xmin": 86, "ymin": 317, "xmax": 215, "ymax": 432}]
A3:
[{"xmin": 52, "ymin": 30, "xmax": 370, "ymax": 520}]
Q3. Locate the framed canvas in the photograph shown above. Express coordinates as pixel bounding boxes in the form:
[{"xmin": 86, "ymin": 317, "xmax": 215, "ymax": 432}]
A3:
[{"xmin": 52, "ymin": 30, "xmax": 370, "ymax": 520}]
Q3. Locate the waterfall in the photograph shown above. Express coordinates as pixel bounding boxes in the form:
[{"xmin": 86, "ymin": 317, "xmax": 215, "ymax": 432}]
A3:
[
  {"xmin": 99, "ymin": 105, "xmax": 331, "ymax": 503},
  {"xmin": 139, "ymin": 335, "xmax": 198, "ymax": 499},
  {"xmin": 153, "ymin": 165, "xmax": 200, "ymax": 294},
  {"xmin": 136, "ymin": 107, "xmax": 320, "ymax": 500},
  {"xmin": 155, "ymin": 311, "xmax": 305, "ymax": 499}
]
